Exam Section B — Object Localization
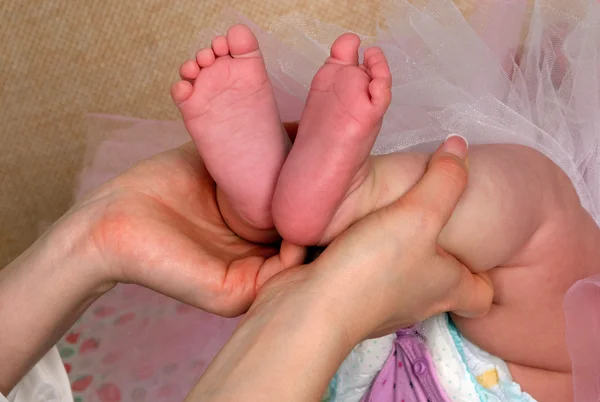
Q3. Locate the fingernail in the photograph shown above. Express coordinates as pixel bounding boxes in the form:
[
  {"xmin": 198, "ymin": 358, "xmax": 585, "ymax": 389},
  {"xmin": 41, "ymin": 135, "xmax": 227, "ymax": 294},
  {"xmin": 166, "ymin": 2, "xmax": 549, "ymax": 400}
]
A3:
[{"xmin": 442, "ymin": 134, "xmax": 468, "ymax": 160}]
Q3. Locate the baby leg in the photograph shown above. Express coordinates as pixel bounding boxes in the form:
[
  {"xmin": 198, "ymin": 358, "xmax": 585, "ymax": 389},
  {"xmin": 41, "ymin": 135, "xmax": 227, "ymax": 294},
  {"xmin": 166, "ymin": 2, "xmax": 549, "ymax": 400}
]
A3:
[
  {"xmin": 272, "ymin": 34, "xmax": 392, "ymax": 245},
  {"xmin": 172, "ymin": 25, "xmax": 290, "ymax": 233}
]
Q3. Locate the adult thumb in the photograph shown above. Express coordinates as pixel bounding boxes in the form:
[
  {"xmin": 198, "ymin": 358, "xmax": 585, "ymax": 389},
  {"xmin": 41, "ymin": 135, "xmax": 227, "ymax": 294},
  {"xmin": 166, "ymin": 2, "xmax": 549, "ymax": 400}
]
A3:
[{"xmin": 392, "ymin": 134, "xmax": 469, "ymax": 237}]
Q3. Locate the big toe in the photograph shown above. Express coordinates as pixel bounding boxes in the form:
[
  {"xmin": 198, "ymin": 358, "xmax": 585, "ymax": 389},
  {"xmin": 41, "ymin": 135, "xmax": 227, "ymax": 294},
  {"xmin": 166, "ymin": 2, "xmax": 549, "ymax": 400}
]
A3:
[
  {"xmin": 328, "ymin": 33, "xmax": 360, "ymax": 66},
  {"xmin": 226, "ymin": 24, "xmax": 260, "ymax": 57}
]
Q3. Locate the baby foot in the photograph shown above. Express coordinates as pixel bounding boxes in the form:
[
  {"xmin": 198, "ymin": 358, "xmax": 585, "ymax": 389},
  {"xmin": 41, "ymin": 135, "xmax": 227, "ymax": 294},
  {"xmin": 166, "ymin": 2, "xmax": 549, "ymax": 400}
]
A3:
[
  {"xmin": 272, "ymin": 33, "xmax": 392, "ymax": 245},
  {"xmin": 171, "ymin": 25, "xmax": 290, "ymax": 231}
]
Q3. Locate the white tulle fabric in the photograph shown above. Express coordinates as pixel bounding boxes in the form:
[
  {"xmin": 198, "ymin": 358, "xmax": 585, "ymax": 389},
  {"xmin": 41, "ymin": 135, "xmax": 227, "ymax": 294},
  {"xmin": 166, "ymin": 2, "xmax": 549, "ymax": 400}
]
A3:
[{"xmin": 65, "ymin": 0, "xmax": 600, "ymax": 400}]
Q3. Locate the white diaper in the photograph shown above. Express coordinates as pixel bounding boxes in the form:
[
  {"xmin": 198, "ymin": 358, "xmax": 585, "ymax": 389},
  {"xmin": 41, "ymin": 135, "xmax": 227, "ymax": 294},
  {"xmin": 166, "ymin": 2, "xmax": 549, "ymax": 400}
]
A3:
[
  {"xmin": 422, "ymin": 314, "xmax": 537, "ymax": 402},
  {"xmin": 421, "ymin": 314, "xmax": 481, "ymax": 400},
  {"xmin": 326, "ymin": 314, "xmax": 537, "ymax": 402},
  {"xmin": 324, "ymin": 335, "xmax": 396, "ymax": 401}
]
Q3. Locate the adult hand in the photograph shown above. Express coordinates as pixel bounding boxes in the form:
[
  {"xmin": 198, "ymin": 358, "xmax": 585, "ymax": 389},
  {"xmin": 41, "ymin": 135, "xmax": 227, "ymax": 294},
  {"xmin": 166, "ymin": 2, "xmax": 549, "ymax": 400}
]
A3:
[
  {"xmin": 260, "ymin": 136, "xmax": 494, "ymax": 340},
  {"xmin": 73, "ymin": 141, "xmax": 305, "ymax": 316},
  {"xmin": 0, "ymin": 140, "xmax": 305, "ymax": 393},
  {"xmin": 187, "ymin": 136, "xmax": 494, "ymax": 401}
]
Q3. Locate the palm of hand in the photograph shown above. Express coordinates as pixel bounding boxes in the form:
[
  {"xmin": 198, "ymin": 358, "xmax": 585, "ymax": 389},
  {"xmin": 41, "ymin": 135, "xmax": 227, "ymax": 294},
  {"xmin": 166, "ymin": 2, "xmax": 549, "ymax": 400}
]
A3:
[{"xmin": 78, "ymin": 144, "xmax": 280, "ymax": 316}]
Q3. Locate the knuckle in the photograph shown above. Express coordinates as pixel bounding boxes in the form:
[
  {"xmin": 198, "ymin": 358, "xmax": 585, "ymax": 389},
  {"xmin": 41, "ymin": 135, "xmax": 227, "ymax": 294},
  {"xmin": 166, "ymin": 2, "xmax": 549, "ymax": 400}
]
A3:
[
  {"xmin": 394, "ymin": 193, "xmax": 443, "ymax": 236},
  {"xmin": 411, "ymin": 205, "xmax": 444, "ymax": 236},
  {"xmin": 438, "ymin": 294, "xmax": 460, "ymax": 314},
  {"xmin": 433, "ymin": 156, "xmax": 468, "ymax": 187}
]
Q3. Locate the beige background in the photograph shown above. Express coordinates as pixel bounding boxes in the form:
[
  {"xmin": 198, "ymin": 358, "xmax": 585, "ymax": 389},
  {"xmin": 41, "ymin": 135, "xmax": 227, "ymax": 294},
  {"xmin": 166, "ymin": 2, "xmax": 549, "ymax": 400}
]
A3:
[{"xmin": 0, "ymin": 0, "xmax": 473, "ymax": 266}]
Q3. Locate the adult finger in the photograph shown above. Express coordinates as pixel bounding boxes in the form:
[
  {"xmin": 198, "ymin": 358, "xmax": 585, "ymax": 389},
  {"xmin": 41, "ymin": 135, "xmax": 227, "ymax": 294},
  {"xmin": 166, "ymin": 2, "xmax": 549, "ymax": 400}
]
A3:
[
  {"xmin": 392, "ymin": 134, "xmax": 469, "ymax": 237},
  {"xmin": 451, "ymin": 269, "xmax": 494, "ymax": 318},
  {"xmin": 255, "ymin": 241, "xmax": 307, "ymax": 290}
]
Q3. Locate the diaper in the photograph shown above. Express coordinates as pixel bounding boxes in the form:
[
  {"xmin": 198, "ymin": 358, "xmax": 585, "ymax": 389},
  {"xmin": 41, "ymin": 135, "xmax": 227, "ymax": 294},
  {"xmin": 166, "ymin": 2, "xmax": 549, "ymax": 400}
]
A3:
[
  {"xmin": 326, "ymin": 327, "xmax": 448, "ymax": 402},
  {"xmin": 327, "ymin": 314, "xmax": 537, "ymax": 401},
  {"xmin": 323, "ymin": 335, "xmax": 397, "ymax": 401},
  {"xmin": 421, "ymin": 314, "xmax": 536, "ymax": 402}
]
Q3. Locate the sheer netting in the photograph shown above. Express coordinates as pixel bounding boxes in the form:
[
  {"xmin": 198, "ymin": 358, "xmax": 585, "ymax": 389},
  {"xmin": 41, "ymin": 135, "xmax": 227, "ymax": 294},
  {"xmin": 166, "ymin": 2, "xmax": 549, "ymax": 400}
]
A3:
[{"xmin": 64, "ymin": 0, "xmax": 600, "ymax": 400}]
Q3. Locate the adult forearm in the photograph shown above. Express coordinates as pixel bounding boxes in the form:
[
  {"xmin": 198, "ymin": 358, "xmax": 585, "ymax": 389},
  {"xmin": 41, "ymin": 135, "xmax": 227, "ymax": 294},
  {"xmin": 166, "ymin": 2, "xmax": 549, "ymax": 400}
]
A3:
[
  {"xmin": 186, "ymin": 272, "xmax": 355, "ymax": 401},
  {"xmin": 0, "ymin": 215, "xmax": 109, "ymax": 394}
]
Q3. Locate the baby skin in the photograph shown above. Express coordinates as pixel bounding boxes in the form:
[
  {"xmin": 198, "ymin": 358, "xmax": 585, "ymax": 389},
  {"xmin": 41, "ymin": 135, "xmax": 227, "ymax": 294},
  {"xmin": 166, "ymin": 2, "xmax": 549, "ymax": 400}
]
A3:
[
  {"xmin": 171, "ymin": 25, "xmax": 391, "ymax": 243},
  {"xmin": 171, "ymin": 24, "xmax": 290, "ymax": 241},
  {"xmin": 300, "ymin": 143, "xmax": 599, "ymax": 402},
  {"xmin": 172, "ymin": 26, "xmax": 599, "ymax": 401}
]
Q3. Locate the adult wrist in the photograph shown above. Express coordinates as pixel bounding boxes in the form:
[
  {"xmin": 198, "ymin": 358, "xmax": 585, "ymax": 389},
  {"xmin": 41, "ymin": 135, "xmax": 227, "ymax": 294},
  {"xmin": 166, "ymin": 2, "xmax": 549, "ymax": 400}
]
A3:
[
  {"xmin": 188, "ymin": 266, "xmax": 360, "ymax": 401},
  {"xmin": 0, "ymin": 208, "xmax": 113, "ymax": 393},
  {"xmin": 300, "ymin": 259, "xmax": 383, "ymax": 343},
  {"xmin": 48, "ymin": 198, "xmax": 123, "ymax": 292}
]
